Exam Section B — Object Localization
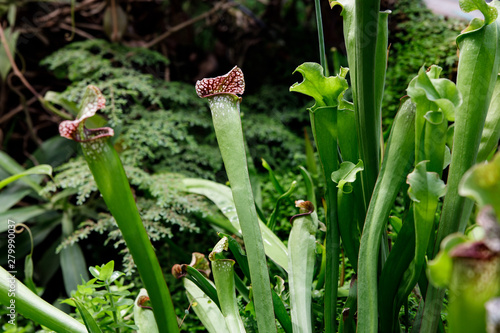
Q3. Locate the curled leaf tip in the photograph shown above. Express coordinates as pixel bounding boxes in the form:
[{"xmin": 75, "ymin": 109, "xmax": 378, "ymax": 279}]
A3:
[
  {"xmin": 478, "ymin": 206, "xmax": 500, "ymax": 253},
  {"xmin": 188, "ymin": 252, "xmax": 211, "ymax": 278},
  {"xmin": 195, "ymin": 66, "xmax": 245, "ymax": 99},
  {"xmin": 459, "ymin": 0, "xmax": 498, "ymax": 25},
  {"xmin": 58, "ymin": 120, "xmax": 79, "ymax": 140},
  {"xmin": 290, "ymin": 200, "xmax": 315, "ymax": 223},
  {"xmin": 171, "ymin": 264, "xmax": 186, "ymax": 279},
  {"xmin": 449, "ymin": 241, "xmax": 498, "ymax": 260},
  {"xmin": 136, "ymin": 295, "xmax": 153, "ymax": 310},
  {"xmin": 295, "ymin": 200, "xmax": 314, "ymax": 212},
  {"xmin": 58, "ymin": 85, "xmax": 114, "ymax": 142},
  {"xmin": 172, "ymin": 253, "xmax": 212, "ymax": 279}
]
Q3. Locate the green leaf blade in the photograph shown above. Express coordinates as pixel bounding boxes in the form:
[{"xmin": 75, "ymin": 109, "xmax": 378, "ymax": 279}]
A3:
[
  {"xmin": 182, "ymin": 178, "xmax": 289, "ymax": 272},
  {"xmin": 0, "ymin": 266, "xmax": 87, "ymax": 333},
  {"xmin": 73, "ymin": 298, "xmax": 103, "ymax": 333},
  {"xmin": 184, "ymin": 279, "xmax": 228, "ymax": 333}
]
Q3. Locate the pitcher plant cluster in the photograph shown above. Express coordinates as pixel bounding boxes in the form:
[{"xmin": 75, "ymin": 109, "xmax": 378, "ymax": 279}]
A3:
[{"xmin": 1, "ymin": 0, "xmax": 500, "ymax": 332}]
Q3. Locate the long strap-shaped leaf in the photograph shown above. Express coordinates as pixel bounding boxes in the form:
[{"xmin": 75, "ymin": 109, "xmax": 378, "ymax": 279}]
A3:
[
  {"xmin": 330, "ymin": 0, "xmax": 388, "ymax": 210},
  {"xmin": 60, "ymin": 209, "xmax": 89, "ymax": 297},
  {"xmin": 184, "ymin": 279, "xmax": 229, "ymax": 333},
  {"xmin": 73, "ymin": 298, "xmax": 103, "ymax": 333},
  {"xmin": 0, "ymin": 151, "xmax": 44, "ymax": 192},
  {"xmin": 378, "ymin": 205, "xmax": 416, "ymax": 332},
  {"xmin": 0, "ymin": 165, "xmax": 52, "ymax": 190},
  {"xmin": 477, "ymin": 74, "xmax": 500, "ymax": 162},
  {"xmin": 59, "ymin": 85, "xmax": 178, "ymax": 333},
  {"xmin": 181, "ymin": 178, "xmax": 289, "ymax": 271},
  {"xmin": 0, "ymin": 267, "xmax": 87, "ymax": 333},
  {"xmin": 357, "ymin": 98, "xmax": 416, "ymax": 332}
]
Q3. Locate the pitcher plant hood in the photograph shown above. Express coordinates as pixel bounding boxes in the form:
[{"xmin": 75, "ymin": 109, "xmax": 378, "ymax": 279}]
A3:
[
  {"xmin": 195, "ymin": 66, "xmax": 245, "ymax": 100},
  {"xmin": 59, "ymin": 85, "xmax": 114, "ymax": 142}
]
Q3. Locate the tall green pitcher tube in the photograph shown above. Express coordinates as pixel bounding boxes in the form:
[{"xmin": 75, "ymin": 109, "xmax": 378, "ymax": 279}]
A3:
[
  {"xmin": 59, "ymin": 85, "xmax": 179, "ymax": 333},
  {"xmin": 196, "ymin": 67, "xmax": 277, "ymax": 333}
]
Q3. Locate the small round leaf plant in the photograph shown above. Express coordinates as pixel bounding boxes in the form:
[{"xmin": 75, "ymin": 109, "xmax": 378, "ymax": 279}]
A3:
[
  {"xmin": 196, "ymin": 67, "xmax": 277, "ymax": 333},
  {"xmin": 59, "ymin": 85, "xmax": 179, "ymax": 333}
]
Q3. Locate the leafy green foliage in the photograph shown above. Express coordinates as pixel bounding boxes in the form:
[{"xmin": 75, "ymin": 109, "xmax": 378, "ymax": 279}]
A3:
[
  {"xmin": 42, "ymin": 39, "xmax": 222, "ymax": 179},
  {"xmin": 5, "ymin": 0, "xmax": 497, "ymax": 331},
  {"xmin": 63, "ymin": 261, "xmax": 138, "ymax": 332},
  {"xmin": 39, "ymin": 39, "xmax": 307, "ymax": 304},
  {"xmin": 0, "ymin": 312, "xmax": 36, "ymax": 333},
  {"xmin": 40, "ymin": 40, "xmax": 221, "ymax": 276},
  {"xmin": 42, "ymin": 40, "xmax": 307, "ymax": 178},
  {"xmin": 243, "ymin": 113, "xmax": 304, "ymax": 171},
  {"xmin": 383, "ymin": 0, "xmax": 466, "ymax": 130},
  {"xmin": 49, "ymin": 162, "xmax": 209, "ymax": 275},
  {"xmin": 259, "ymin": 168, "xmax": 309, "ymax": 239}
]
